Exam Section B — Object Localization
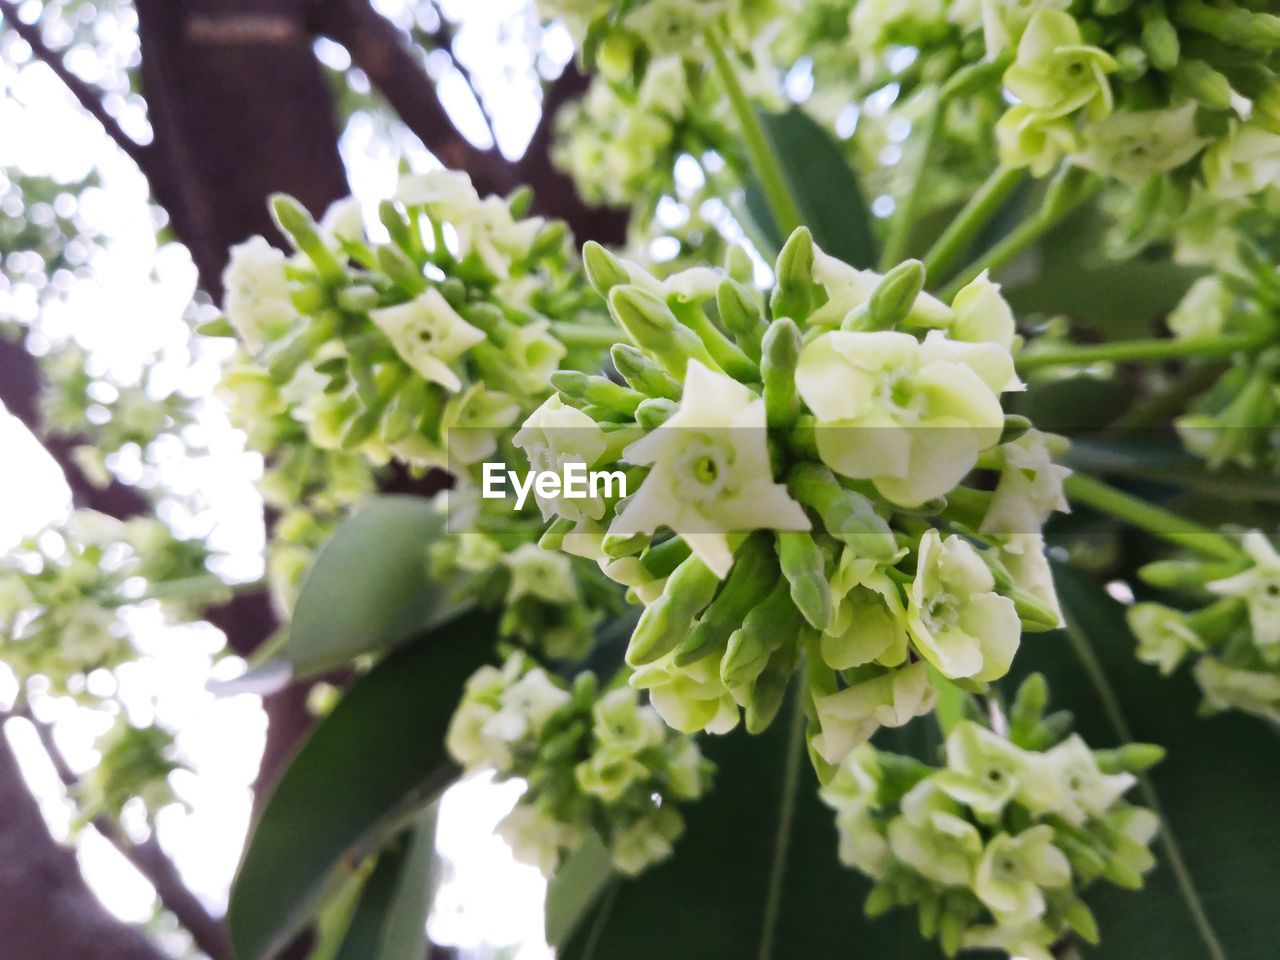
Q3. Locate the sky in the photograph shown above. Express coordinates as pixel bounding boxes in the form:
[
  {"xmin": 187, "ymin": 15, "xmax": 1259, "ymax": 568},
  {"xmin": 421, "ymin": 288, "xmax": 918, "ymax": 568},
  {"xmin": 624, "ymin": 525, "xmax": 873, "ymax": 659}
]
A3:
[{"xmin": 0, "ymin": 2, "xmax": 560, "ymax": 956}]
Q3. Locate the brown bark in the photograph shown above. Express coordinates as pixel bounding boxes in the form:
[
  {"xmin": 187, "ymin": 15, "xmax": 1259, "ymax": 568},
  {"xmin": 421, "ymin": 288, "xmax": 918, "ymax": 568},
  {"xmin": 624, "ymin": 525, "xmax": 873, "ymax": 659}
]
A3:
[{"xmin": 0, "ymin": 723, "xmax": 169, "ymax": 960}]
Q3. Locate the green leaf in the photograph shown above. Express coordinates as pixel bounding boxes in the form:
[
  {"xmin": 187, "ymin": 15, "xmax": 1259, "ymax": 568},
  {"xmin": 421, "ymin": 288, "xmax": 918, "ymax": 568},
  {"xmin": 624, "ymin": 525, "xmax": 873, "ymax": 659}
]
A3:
[
  {"xmin": 1005, "ymin": 565, "xmax": 1280, "ymax": 960},
  {"xmin": 228, "ymin": 612, "xmax": 495, "ymax": 960},
  {"xmin": 555, "ymin": 689, "xmax": 942, "ymax": 959},
  {"xmin": 335, "ymin": 813, "xmax": 439, "ymax": 960},
  {"xmin": 744, "ymin": 107, "xmax": 879, "ymax": 269},
  {"xmin": 544, "ymin": 831, "xmax": 613, "ymax": 949},
  {"xmin": 289, "ymin": 494, "xmax": 465, "ymax": 677}
]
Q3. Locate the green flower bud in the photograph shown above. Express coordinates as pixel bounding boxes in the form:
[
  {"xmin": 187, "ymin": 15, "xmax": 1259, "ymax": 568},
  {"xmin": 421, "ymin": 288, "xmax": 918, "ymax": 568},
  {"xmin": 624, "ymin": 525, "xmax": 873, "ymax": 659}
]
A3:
[
  {"xmin": 551, "ymin": 371, "xmax": 645, "ymax": 417},
  {"xmin": 865, "ymin": 259, "xmax": 927, "ymax": 332},
  {"xmin": 1094, "ymin": 743, "xmax": 1166, "ymax": 774},
  {"xmin": 271, "ymin": 194, "xmax": 346, "ymax": 284},
  {"xmin": 378, "ymin": 198, "xmax": 413, "ymax": 251},
  {"xmin": 721, "ymin": 577, "xmax": 800, "ymax": 687},
  {"xmin": 1139, "ymin": 6, "xmax": 1180, "ymax": 72},
  {"xmin": 716, "ymin": 278, "xmax": 768, "ymax": 363},
  {"xmin": 634, "ymin": 397, "xmax": 678, "ymax": 430},
  {"xmin": 999, "ymin": 414, "xmax": 1034, "ymax": 445},
  {"xmin": 583, "ymin": 240, "xmax": 631, "ymax": 297},
  {"xmin": 787, "ymin": 463, "xmax": 898, "ymax": 559},
  {"xmin": 336, "ymin": 283, "xmax": 381, "ymax": 314},
  {"xmin": 539, "ymin": 517, "xmax": 575, "ymax": 551},
  {"xmin": 375, "ymin": 243, "xmax": 429, "ymax": 296},
  {"xmin": 608, "ymin": 285, "xmax": 718, "ymax": 376},
  {"xmin": 745, "ymin": 641, "xmax": 799, "ymax": 733},
  {"xmin": 611, "ymin": 343, "xmax": 683, "ymax": 401},
  {"xmin": 675, "ymin": 534, "xmax": 778, "ymax": 665},
  {"xmin": 1173, "ymin": 0, "xmax": 1280, "ymax": 53},
  {"xmin": 777, "ymin": 532, "xmax": 832, "ymax": 631},
  {"xmin": 1171, "ymin": 59, "xmax": 1234, "ymax": 111},
  {"xmin": 603, "ymin": 530, "xmax": 648, "ymax": 559},
  {"xmin": 1065, "ymin": 898, "xmax": 1101, "ymax": 944},
  {"xmin": 1009, "ymin": 672, "xmax": 1049, "ymax": 745},
  {"xmin": 771, "ymin": 227, "xmax": 820, "ymax": 323},
  {"xmin": 761, "ymin": 318, "xmax": 802, "ymax": 430},
  {"xmin": 627, "ymin": 552, "xmax": 722, "ymax": 665},
  {"xmin": 640, "ymin": 536, "xmax": 693, "ymax": 579}
]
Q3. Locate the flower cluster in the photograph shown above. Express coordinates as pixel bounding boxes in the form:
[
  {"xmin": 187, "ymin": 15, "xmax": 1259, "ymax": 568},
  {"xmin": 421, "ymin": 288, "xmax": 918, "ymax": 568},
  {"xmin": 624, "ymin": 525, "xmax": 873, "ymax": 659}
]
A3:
[
  {"xmin": 554, "ymin": 57, "xmax": 703, "ymax": 208},
  {"xmin": 821, "ymin": 675, "xmax": 1161, "ymax": 959},
  {"xmin": 1162, "ymin": 267, "xmax": 1280, "ymax": 473},
  {"xmin": 0, "ymin": 510, "xmax": 224, "ymax": 695},
  {"xmin": 516, "ymin": 228, "xmax": 1070, "ymax": 773},
  {"xmin": 218, "ymin": 171, "xmax": 599, "ymax": 478},
  {"xmin": 1129, "ymin": 529, "xmax": 1280, "ymax": 723},
  {"xmin": 429, "ymin": 528, "xmax": 622, "ymax": 662},
  {"xmin": 990, "ymin": 2, "xmax": 1280, "ymax": 196},
  {"xmin": 445, "ymin": 653, "xmax": 713, "ymax": 876}
]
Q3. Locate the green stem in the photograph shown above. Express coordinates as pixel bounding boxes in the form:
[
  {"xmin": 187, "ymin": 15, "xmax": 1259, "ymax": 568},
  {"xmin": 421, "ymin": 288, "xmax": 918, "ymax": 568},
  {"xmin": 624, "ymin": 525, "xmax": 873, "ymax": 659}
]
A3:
[
  {"xmin": 551, "ymin": 322, "xmax": 626, "ymax": 349},
  {"xmin": 939, "ymin": 175, "xmax": 1101, "ymax": 301},
  {"xmin": 1017, "ymin": 331, "xmax": 1268, "ymax": 373},
  {"xmin": 706, "ymin": 29, "xmax": 803, "ymax": 239},
  {"xmin": 880, "ymin": 94, "xmax": 942, "ymax": 270},
  {"xmin": 922, "ymin": 164, "xmax": 1024, "ymax": 286},
  {"xmin": 1063, "ymin": 473, "xmax": 1242, "ymax": 561}
]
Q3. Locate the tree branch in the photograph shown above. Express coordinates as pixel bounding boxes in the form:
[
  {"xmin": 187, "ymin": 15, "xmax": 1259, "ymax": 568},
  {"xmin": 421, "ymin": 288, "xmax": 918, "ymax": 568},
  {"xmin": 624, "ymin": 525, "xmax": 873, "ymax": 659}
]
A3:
[
  {"xmin": 423, "ymin": 3, "xmax": 498, "ymax": 147},
  {"xmin": 0, "ymin": 0, "xmax": 158, "ymax": 177},
  {"xmin": 20, "ymin": 706, "xmax": 231, "ymax": 960},
  {"xmin": 0, "ymin": 335, "xmax": 150, "ymax": 520},
  {"xmin": 0, "ymin": 715, "xmax": 171, "ymax": 960},
  {"xmin": 308, "ymin": 0, "xmax": 516, "ymax": 197}
]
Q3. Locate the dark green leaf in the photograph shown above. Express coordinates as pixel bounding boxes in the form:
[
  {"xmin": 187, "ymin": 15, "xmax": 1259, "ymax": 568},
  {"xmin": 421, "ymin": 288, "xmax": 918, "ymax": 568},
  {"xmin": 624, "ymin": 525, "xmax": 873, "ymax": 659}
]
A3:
[
  {"xmin": 556, "ymin": 689, "xmax": 941, "ymax": 959},
  {"xmin": 228, "ymin": 612, "xmax": 496, "ymax": 960},
  {"xmin": 1005, "ymin": 565, "xmax": 1280, "ymax": 960},
  {"xmin": 544, "ymin": 832, "xmax": 612, "ymax": 949},
  {"xmin": 744, "ymin": 107, "xmax": 879, "ymax": 268},
  {"xmin": 335, "ymin": 813, "xmax": 439, "ymax": 960},
  {"xmin": 289, "ymin": 494, "xmax": 466, "ymax": 677}
]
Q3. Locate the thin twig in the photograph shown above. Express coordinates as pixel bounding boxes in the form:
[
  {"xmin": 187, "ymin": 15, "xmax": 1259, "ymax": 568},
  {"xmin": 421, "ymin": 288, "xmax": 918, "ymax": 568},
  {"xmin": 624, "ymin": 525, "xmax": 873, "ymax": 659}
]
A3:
[
  {"xmin": 0, "ymin": 0, "xmax": 155, "ymax": 174},
  {"xmin": 11, "ymin": 705, "xmax": 231, "ymax": 959}
]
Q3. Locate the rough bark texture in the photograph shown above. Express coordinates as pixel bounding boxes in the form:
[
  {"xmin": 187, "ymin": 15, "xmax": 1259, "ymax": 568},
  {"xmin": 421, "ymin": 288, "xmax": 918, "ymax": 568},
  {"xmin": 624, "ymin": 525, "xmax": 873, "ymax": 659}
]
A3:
[{"xmin": 0, "ymin": 726, "xmax": 169, "ymax": 960}]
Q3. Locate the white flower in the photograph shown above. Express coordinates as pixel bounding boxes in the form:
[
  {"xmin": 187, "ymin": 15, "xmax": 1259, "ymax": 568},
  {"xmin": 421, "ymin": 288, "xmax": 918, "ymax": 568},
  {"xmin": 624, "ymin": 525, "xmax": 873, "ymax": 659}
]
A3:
[
  {"xmin": 514, "ymin": 395, "xmax": 611, "ymax": 523},
  {"xmin": 795, "ymin": 331, "xmax": 1006, "ymax": 506},
  {"xmin": 1126, "ymin": 602, "xmax": 1203, "ymax": 675},
  {"xmin": 1034, "ymin": 734, "xmax": 1135, "ymax": 825},
  {"xmin": 810, "ymin": 661, "xmax": 937, "ymax": 765},
  {"xmin": 1167, "ymin": 276, "xmax": 1230, "ymax": 341},
  {"xmin": 369, "ymin": 288, "xmax": 486, "ymax": 392},
  {"xmin": 822, "ymin": 551, "xmax": 910, "ymax": 670},
  {"xmin": 611, "ymin": 360, "xmax": 810, "ymax": 578},
  {"xmin": 1194, "ymin": 657, "xmax": 1280, "ymax": 723},
  {"xmin": 981, "ymin": 429, "xmax": 1071, "ymax": 536},
  {"xmin": 503, "ymin": 543, "xmax": 579, "ymax": 605},
  {"xmin": 949, "ymin": 271, "xmax": 1016, "ymax": 350},
  {"xmin": 1208, "ymin": 531, "xmax": 1280, "ymax": 648},
  {"xmin": 221, "ymin": 236, "xmax": 297, "ymax": 352},
  {"xmin": 907, "ymin": 531, "xmax": 1021, "ymax": 682},
  {"xmin": 496, "ymin": 803, "xmax": 580, "ymax": 878},
  {"xmin": 1203, "ymin": 122, "xmax": 1280, "ymax": 200}
]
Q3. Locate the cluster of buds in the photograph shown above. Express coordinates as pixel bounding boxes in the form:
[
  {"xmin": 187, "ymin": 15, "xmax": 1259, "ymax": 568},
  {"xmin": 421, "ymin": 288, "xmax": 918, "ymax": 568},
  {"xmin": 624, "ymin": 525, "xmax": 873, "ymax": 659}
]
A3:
[
  {"xmin": 537, "ymin": 0, "xmax": 772, "ymax": 79},
  {"xmin": 0, "ymin": 510, "xmax": 223, "ymax": 694},
  {"xmin": 990, "ymin": 1, "xmax": 1280, "ymax": 194},
  {"xmin": 821, "ymin": 675, "xmax": 1161, "ymax": 960},
  {"xmin": 429, "ymin": 529, "xmax": 621, "ymax": 662},
  {"xmin": 553, "ymin": 57, "xmax": 702, "ymax": 208},
  {"xmin": 514, "ymin": 227, "xmax": 1069, "ymax": 774},
  {"xmin": 1164, "ymin": 262, "xmax": 1280, "ymax": 473},
  {"xmin": 1129, "ymin": 529, "xmax": 1280, "ymax": 723},
  {"xmin": 218, "ymin": 171, "xmax": 599, "ymax": 479},
  {"xmin": 77, "ymin": 717, "xmax": 184, "ymax": 826},
  {"xmin": 445, "ymin": 653, "xmax": 713, "ymax": 876}
]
